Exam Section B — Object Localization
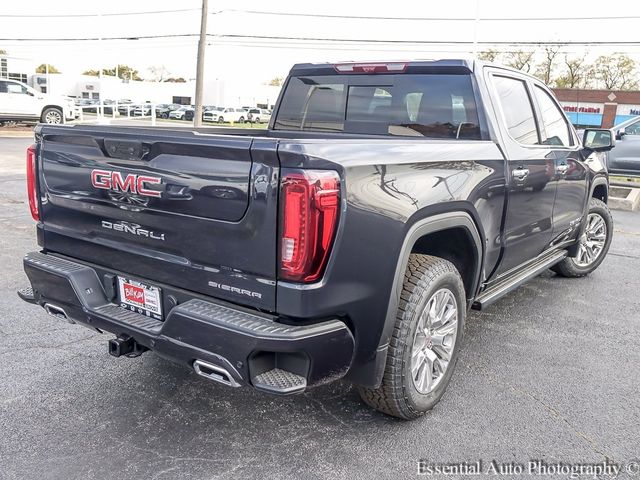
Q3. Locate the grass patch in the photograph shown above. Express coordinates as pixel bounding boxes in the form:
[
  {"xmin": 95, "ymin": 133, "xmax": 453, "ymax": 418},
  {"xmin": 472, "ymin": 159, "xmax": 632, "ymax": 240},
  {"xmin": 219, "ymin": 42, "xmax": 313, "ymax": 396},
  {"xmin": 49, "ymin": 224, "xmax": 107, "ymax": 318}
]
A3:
[{"xmin": 611, "ymin": 175, "xmax": 640, "ymax": 184}]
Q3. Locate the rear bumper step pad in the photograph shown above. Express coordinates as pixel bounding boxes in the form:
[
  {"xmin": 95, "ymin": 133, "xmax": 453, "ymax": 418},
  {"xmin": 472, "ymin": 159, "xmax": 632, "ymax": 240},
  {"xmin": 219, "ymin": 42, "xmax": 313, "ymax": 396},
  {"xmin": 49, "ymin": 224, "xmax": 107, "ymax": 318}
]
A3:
[{"xmin": 20, "ymin": 251, "xmax": 355, "ymax": 394}]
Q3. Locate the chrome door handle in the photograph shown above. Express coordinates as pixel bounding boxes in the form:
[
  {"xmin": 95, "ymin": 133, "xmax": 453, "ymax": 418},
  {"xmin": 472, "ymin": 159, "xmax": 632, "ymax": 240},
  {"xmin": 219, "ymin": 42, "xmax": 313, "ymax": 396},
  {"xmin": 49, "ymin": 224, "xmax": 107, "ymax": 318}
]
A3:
[
  {"xmin": 556, "ymin": 163, "xmax": 569, "ymax": 174},
  {"xmin": 512, "ymin": 167, "xmax": 529, "ymax": 180}
]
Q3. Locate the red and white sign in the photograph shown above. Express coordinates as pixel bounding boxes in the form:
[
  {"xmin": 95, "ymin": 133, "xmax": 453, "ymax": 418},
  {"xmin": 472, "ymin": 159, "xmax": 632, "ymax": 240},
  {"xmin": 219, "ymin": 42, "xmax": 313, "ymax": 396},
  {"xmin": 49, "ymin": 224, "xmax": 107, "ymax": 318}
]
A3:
[
  {"xmin": 123, "ymin": 284, "xmax": 145, "ymax": 304},
  {"xmin": 118, "ymin": 277, "xmax": 162, "ymax": 318}
]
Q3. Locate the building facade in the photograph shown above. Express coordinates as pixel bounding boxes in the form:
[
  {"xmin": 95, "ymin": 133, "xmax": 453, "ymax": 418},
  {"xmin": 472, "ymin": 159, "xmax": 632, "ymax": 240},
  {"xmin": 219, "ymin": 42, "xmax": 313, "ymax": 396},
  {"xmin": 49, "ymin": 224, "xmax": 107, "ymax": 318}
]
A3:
[
  {"xmin": 0, "ymin": 54, "xmax": 33, "ymax": 83},
  {"xmin": 552, "ymin": 88, "xmax": 640, "ymax": 129}
]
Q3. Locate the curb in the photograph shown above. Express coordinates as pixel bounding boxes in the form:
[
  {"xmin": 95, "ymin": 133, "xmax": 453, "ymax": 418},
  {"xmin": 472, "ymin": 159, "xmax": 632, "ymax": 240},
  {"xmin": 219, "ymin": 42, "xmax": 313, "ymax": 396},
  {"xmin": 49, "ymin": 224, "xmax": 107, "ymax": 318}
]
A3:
[{"xmin": 609, "ymin": 185, "xmax": 640, "ymax": 211}]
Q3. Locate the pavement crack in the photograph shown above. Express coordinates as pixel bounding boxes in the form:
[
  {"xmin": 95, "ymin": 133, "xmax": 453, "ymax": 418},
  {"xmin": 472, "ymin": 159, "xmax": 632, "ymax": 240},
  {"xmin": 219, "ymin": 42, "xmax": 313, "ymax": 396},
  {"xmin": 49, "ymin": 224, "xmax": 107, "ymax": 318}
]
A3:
[
  {"xmin": 475, "ymin": 367, "xmax": 615, "ymax": 462},
  {"xmin": 0, "ymin": 334, "xmax": 97, "ymax": 355},
  {"xmin": 614, "ymin": 228, "xmax": 640, "ymax": 237},
  {"xmin": 608, "ymin": 251, "xmax": 640, "ymax": 260},
  {"xmin": 508, "ymin": 384, "xmax": 614, "ymax": 462},
  {"xmin": 306, "ymin": 396, "xmax": 349, "ymax": 427}
]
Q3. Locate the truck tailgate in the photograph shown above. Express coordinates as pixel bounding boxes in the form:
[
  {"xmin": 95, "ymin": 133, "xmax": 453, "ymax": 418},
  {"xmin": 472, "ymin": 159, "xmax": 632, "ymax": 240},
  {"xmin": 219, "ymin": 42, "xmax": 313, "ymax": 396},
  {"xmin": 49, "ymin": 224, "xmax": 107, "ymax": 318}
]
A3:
[{"xmin": 36, "ymin": 126, "xmax": 279, "ymax": 311}]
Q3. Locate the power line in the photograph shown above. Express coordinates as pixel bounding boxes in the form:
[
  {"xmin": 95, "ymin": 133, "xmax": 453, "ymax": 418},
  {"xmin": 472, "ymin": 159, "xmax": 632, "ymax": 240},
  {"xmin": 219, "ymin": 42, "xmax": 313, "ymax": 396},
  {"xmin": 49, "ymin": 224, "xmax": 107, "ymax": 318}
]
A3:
[
  {"xmin": 0, "ymin": 34, "xmax": 199, "ymax": 42},
  {"xmin": 219, "ymin": 8, "xmax": 640, "ymax": 22},
  {"xmin": 0, "ymin": 8, "xmax": 199, "ymax": 18},
  {"xmin": 214, "ymin": 35, "xmax": 640, "ymax": 47},
  {"xmin": 5, "ymin": 33, "xmax": 640, "ymax": 47},
  {"xmin": 2, "ymin": 7, "xmax": 640, "ymax": 22}
]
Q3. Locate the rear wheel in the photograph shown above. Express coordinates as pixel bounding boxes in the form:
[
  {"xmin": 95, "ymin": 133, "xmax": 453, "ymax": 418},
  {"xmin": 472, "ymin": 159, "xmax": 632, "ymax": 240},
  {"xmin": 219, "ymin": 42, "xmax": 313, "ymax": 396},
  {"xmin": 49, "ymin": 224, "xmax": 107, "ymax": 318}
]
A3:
[
  {"xmin": 238, "ymin": 116, "xmax": 245, "ymax": 123},
  {"xmin": 358, "ymin": 254, "xmax": 465, "ymax": 420},
  {"xmin": 551, "ymin": 198, "xmax": 613, "ymax": 277},
  {"xmin": 41, "ymin": 107, "xmax": 63, "ymax": 124}
]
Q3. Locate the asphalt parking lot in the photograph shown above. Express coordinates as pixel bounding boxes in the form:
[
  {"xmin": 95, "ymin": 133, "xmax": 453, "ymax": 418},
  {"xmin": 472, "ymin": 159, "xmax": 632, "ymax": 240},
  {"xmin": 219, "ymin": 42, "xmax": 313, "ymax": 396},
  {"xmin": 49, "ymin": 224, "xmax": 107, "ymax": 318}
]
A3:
[{"xmin": 1, "ymin": 136, "xmax": 639, "ymax": 480}]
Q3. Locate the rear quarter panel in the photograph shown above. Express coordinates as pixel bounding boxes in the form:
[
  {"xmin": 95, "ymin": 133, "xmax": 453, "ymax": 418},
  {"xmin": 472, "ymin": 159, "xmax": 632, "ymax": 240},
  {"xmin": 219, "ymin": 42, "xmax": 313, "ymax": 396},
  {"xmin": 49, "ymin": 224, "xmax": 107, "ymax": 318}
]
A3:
[{"xmin": 276, "ymin": 139, "xmax": 506, "ymax": 378}]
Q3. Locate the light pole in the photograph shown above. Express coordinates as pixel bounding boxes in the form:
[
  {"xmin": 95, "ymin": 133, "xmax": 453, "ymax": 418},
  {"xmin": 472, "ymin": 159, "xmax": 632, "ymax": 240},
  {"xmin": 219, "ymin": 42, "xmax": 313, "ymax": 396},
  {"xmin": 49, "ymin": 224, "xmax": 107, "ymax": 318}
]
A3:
[{"xmin": 194, "ymin": 0, "xmax": 208, "ymax": 127}]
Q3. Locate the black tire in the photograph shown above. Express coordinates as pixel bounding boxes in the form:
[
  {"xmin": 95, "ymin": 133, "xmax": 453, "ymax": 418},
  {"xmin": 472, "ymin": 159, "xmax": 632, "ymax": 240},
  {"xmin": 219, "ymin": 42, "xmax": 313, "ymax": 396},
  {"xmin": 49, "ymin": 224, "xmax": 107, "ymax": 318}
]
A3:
[
  {"xmin": 551, "ymin": 198, "xmax": 613, "ymax": 278},
  {"xmin": 161, "ymin": 112, "xmax": 169, "ymax": 119},
  {"xmin": 358, "ymin": 254, "xmax": 466, "ymax": 420},
  {"xmin": 255, "ymin": 118, "xmax": 261, "ymax": 124},
  {"xmin": 185, "ymin": 112, "xmax": 194, "ymax": 121},
  {"xmin": 238, "ymin": 116, "xmax": 245, "ymax": 124},
  {"xmin": 41, "ymin": 107, "xmax": 64, "ymax": 124},
  {"xmin": 218, "ymin": 116, "xmax": 224, "ymax": 123}
]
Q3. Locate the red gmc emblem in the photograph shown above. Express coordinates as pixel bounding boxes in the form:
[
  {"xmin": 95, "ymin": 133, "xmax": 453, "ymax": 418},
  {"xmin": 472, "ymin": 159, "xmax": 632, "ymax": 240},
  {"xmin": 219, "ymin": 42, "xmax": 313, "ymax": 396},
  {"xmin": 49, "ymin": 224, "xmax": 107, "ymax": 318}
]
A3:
[{"xmin": 91, "ymin": 169, "xmax": 162, "ymax": 198}]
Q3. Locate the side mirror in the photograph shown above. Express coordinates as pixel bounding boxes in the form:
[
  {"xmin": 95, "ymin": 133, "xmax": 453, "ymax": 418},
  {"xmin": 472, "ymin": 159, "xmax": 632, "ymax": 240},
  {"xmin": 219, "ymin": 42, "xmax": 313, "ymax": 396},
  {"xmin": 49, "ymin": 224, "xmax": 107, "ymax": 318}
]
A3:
[
  {"xmin": 582, "ymin": 128, "xmax": 615, "ymax": 152},
  {"xmin": 616, "ymin": 127, "xmax": 626, "ymax": 140}
]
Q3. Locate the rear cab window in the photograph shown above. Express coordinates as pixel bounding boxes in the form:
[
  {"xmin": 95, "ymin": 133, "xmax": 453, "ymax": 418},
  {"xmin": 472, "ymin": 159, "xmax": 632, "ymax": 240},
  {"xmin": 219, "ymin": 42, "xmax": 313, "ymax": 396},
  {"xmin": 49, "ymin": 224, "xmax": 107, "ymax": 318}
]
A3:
[
  {"xmin": 492, "ymin": 75, "xmax": 541, "ymax": 146},
  {"xmin": 273, "ymin": 71, "xmax": 484, "ymax": 139}
]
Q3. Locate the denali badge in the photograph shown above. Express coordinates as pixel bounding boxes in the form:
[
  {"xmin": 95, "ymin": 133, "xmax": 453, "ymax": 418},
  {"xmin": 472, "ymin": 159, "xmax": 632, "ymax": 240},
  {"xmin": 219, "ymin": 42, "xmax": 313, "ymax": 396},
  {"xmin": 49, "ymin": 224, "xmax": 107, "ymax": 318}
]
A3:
[
  {"xmin": 101, "ymin": 220, "xmax": 165, "ymax": 241},
  {"xmin": 91, "ymin": 169, "xmax": 162, "ymax": 198},
  {"xmin": 208, "ymin": 281, "xmax": 262, "ymax": 299}
]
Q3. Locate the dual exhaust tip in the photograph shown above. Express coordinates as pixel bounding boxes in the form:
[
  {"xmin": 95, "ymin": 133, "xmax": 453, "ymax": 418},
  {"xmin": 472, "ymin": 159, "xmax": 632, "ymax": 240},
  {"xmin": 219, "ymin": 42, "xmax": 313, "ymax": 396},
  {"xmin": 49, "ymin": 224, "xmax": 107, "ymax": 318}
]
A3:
[
  {"xmin": 193, "ymin": 359, "xmax": 241, "ymax": 388},
  {"xmin": 44, "ymin": 303, "xmax": 74, "ymax": 324}
]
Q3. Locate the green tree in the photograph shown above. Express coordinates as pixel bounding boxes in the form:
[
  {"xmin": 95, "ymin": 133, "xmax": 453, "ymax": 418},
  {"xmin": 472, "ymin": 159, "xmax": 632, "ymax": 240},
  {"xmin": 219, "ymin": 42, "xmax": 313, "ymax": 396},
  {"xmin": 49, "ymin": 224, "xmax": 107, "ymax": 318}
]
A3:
[
  {"xmin": 534, "ymin": 46, "xmax": 560, "ymax": 86},
  {"xmin": 478, "ymin": 49, "xmax": 500, "ymax": 62},
  {"xmin": 505, "ymin": 50, "xmax": 535, "ymax": 73},
  {"xmin": 82, "ymin": 65, "xmax": 142, "ymax": 81},
  {"xmin": 36, "ymin": 64, "xmax": 61, "ymax": 74},
  {"xmin": 555, "ymin": 56, "xmax": 592, "ymax": 89},
  {"xmin": 593, "ymin": 54, "xmax": 638, "ymax": 90}
]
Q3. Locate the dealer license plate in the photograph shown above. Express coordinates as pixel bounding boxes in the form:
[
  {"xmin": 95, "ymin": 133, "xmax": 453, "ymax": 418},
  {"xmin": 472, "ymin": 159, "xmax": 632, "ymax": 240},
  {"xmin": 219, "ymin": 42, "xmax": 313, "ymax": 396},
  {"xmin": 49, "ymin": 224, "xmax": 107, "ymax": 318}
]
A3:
[{"xmin": 117, "ymin": 277, "xmax": 163, "ymax": 320}]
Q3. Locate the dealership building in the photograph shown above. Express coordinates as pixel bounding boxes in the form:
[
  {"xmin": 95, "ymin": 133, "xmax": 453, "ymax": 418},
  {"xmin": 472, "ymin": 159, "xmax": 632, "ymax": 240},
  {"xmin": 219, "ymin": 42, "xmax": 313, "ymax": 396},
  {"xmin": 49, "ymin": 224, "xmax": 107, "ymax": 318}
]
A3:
[{"xmin": 552, "ymin": 88, "xmax": 640, "ymax": 129}]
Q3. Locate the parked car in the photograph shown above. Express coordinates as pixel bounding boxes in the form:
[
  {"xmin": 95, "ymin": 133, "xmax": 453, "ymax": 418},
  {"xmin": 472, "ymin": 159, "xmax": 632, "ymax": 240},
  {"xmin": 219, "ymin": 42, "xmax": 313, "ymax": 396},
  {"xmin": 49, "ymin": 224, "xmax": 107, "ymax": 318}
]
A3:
[
  {"xmin": 606, "ymin": 116, "xmax": 640, "ymax": 175},
  {"xmin": 153, "ymin": 104, "xmax": 180, "ymax": 119},
  {"xmin": 117, "ymin": 100, "xmax": 135, "ymax": 116},
  {"xmin": 247, "ymin": 108, "xmax": 271, "ymax": 124},
  {"xmin": 19, "ymin": 60, "xmax": 614, "ymax": 420},
  {"xmin": 0, "ymin": 79, "xmax": 77, "ymax": 124},
  {"xmin": 204, "ymin": 107, "xmax": 247, "ymax": 123},
  {"xmin": 169, "ymin": 106, "xmax": 194, "ymax": 121},
  {"xmin": 132, "ymin": 104, "xmax": 153, "ymax": 116},
  {"xmin": 202, "ymin": 107, "xmax": 224, "ymax": 123}
]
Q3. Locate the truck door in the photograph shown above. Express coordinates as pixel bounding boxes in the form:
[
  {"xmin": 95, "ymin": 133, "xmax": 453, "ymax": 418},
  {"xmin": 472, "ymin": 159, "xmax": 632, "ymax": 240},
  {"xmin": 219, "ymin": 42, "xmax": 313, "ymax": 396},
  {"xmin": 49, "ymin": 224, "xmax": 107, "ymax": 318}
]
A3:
[
  {"xmin": 530, "ymin": 84, "xmax": 588, "ymax": 245},
  {"xmin": 5, "ymin": 81, "xmax": 40, "ymax": 116},
  {"xmin": 0, "ymin": 80, "xmax": 19, "ymax": 114},
  {"xmin": 488, "ymin": 72, "xmax": 557, "ymax": 276}
]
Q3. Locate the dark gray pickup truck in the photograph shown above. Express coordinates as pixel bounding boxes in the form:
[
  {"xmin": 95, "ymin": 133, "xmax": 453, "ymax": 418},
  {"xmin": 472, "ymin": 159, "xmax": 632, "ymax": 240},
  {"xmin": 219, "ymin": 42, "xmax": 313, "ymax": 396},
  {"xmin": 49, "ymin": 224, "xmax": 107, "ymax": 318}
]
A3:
[{"xmin": 19, "ymin": 60, "xmax": 615, "ymax": 419}]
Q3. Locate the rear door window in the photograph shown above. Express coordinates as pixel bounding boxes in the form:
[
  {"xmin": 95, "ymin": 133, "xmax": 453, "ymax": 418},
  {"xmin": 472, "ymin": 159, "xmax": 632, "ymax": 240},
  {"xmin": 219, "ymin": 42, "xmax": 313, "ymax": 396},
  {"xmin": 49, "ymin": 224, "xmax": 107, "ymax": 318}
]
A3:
[
  {"xmin": 274, "ymin": 74, "xmax": 482, "ymax": 139},
  {"xmin": 492, "ymin": 76, "xmax": 540, "ymax": 145}
]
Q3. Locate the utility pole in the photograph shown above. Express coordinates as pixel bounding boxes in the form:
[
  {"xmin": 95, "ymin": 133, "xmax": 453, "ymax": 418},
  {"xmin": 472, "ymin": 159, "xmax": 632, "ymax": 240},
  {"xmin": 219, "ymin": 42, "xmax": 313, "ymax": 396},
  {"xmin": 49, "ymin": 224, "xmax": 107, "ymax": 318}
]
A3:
[{"xmin": 194, "ymin": 0, "xmax": 208, "ymax": 127}]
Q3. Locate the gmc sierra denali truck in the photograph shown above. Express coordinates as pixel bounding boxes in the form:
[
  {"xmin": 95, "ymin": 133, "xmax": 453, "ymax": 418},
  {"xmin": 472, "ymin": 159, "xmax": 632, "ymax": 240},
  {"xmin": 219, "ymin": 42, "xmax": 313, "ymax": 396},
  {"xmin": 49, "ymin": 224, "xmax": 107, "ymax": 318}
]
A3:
[{"xmin": 18, "ymin": 60, "xmax": 615, "ymax": 420}]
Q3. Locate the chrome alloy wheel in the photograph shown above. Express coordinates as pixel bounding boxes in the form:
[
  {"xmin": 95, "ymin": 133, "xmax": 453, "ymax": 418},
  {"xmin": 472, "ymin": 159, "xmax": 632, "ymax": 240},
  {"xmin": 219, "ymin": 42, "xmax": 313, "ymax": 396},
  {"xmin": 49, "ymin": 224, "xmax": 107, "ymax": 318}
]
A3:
[
  {"xmin": 411, "ymin": 288, "xmax": 458, "ymax": 394},
  {"xmin": 44, "ymin": 110, "xmax": 62, "ymax": 124},
  {"xmin": 574, "ymin": 213, "xmax": 607, "ymax": 267}
]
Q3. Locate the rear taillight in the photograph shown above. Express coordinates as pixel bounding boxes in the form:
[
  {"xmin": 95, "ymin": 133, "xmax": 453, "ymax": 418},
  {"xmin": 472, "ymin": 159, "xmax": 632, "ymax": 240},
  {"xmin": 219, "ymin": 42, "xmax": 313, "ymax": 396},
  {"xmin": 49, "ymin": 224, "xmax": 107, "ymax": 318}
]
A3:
[
  {"xmin": 26, "ymin": 144, "xmax": 39, "ymax": 221},
  {"xmin": 279, "ymin": 169, "xmax": 340, "ymax": 283}
]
